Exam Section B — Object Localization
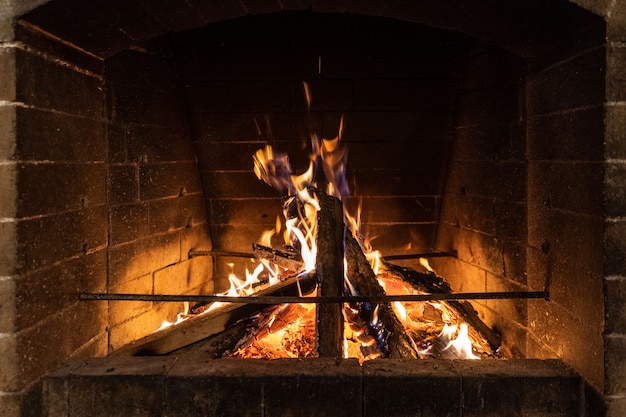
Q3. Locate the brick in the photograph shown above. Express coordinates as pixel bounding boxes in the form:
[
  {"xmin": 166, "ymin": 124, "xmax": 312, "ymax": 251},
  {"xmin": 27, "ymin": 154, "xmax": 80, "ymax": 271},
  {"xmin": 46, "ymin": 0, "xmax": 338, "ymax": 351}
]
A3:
[
  {"xmin": 605, "ymin": 334, "xmax": 626, "ymax": 396},
  {"xmin": 195, "ymin": 141, "xmax": 268, "ymax": 171},
  {"xmin": 15, "ymin": 107, "xmax": 106, "ymax": 162},
  {"xmin": 67, "ymin": 357, "xmax": 174, "ymax": 417},
  {"xmin": 185, "ymin": 80, "xmax": 294, "ymax": 113},
  {"xmin": 201, "ymin": 170, "xmax": 277, "ymax": 199},
  {"xmin": 109, "ymin": 164, "xmax": 139, "ymax": 204},
  {"xmin": 349, "ymin": 196, "xmax": 439, "ymax": 223},
  {"xmin": 15, "ymin": 250, "xmax": 106, "ymax": 330},
  {"xmin": 20, "ymin": 0, "xmax": 134, "ymax": 57},
  {"xmin": 460, "ymin": 360, "xmax": 582, "ymax": 417},
  {"xmin": 109, "ymin": 84, "xmax": 187, "ymax": 128},
  {"xmin": 209, "ymin": 198, "xmax": 282, "ymax": 226},
  {"xmin": 154, "ymin": 257, "xmax": 213, "ymax": 296},
  {"xmin": 105, "ymin": 50, "xmax": 179, "ymax": 92},
  {"xmin": 108, "ymin": 273, "xmax": 153, "ymax": 325},
  {"xmin": 455, "ymin": 86, "xmax": 518, "ymax": 127},
  {"xmin": 326, "ymin": 111, "xmax": 451, "ymax": 143},
  {"xmin": 526, "ymin": 47, "xmax": 605, "ymax": 115},
  {"xmin": 179, "ymin": 193, "xmax": 208, "ymax": 227},
  {"xmin": 607, "ymin": 44, "xmax": 626, "ymax": 101},
  {"xmin": 528, "ymin": 161, "xmax": 603, "ymax": 216},
  {"xmin": 0, "ymin": 105, "xmax": 16, "ymax": 161},
  {"xmin": 455, "ymin": 227, "xmax": 505, "ymax": 277},
  {"xmin": 166, "ymin": 358, "xmax": 266, "ymax": 417},
  {"xmin": 528, "ymin": 300, "xmax": 604, "ymax": 390},
  {"xmin": 483, "ymin": 273, "xmax": 528, "ymax": 324},
  {"xmin": 606, "ymin": 104, "xmax": 626, "ymax": 160},
  {"xmin": 605, "ymin": 277, "xmax": 626, "ymax": 334},
  {"xmin": 16, "ymin": 162, "xmax": 107, "ymax": 217},
  {"xmin": 363, "ymin": 360, "xmax": 460, "ymax": 417},
  {"xmin": 16, "ymin": 207, "xmax": 107, "ymax": 272},
  {"xmin": 347, "ymin": 140, "xmax": 447, "ymax": 171},
  {"xmin": 502, "ymin": 241, "xmax": 527, "ymax": 284},
  {"xmin": 0, "ymin": 222, "xmax": 17, "ymax": 277},
  {"xmin": 357, "ymin": 223, "xmax": 436, "ymax": 254},
  {"xmin": 139, "ymin": 162, "xmax": 202, "ymax": 200},
  {"xmin": 0, "ymin": 163, "xmax": 17, "ymax": 219},
  {"xmin": 16, "ymin": 49, "xmax": 103, "ymax": 117},
  {"xmin": 0, "ymin": 278, "xmax": 16, "ymax": 334},
  {"xmin": 351, "ymin": 168, "xmax": 442, "ymax": 196},
  {"xmin": 0, "ymin": 332, "xmax": 19, "ymax": 391},
  {"xmin": 18, "ymin": 300, "xmax": 107, "ymax": 389},
  {"xmin": 178, "ymin": 45, "xmax": 319, "ymax": 81},
  {"xmin": 606, "ymin": 395, "xmax": 626, "ymax": 417},
  {"xmin": 180, "ymin": 223, "xmax": 212, "ymax": 263},
  {"xmin": 605, "ymin": 219, "xmax": 626, "ymax": 276},
  {"xmin": 109, "ymin": 203, "xmax": 148, "ymax": 246},
  {"xmin": 354, "ymin": 79, "xmax": 456, "ymax": 112},
  {"xmin": 528, "ymin": 209, "xmax": 604, "ymax": 321},
  {"xmin": 0, "ymin": 393, "xmax": 20, "ymax": 417},
  {"xmin": 527, "ymin": 106, "xmax": 604, "ymax": 161},
  {"xmin": 264, "ymin": 359, "xmax": 362, "ymax": 417},
  {"xmin": 108, "ymin": 233, "xmax": 181, "ymax": 288},
  {"xmin": 108, "ymin": 304, "xmax": 177, "ymax": 351},
  {"xmin": 605, "ymin": 162, "xmax": 626, "ymax": 218},
  {"xmin": 15, "ymin": 23, "xmax": 103, "ymax": 75},
  {"xmin": 0, "ymin": 46, "xmax": 16, "ymax": 101},
  {"xmin": 322, "ymin": 45, "xmax": 464, "ymax": 79},
  {"xmin": 113, "ymin": 125, "xmax": 196, "ymax": 164},
  {"xmin": 147, "ymin": 198, "xmax": 187, "ymax": 235}
]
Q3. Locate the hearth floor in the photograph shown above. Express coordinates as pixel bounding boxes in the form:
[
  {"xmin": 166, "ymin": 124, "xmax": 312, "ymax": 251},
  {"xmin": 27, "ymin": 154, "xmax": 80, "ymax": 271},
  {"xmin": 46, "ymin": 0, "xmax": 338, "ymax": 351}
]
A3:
[{"xmin": 44, "ymin": 354, "xmax": 594, "ymax": 417}]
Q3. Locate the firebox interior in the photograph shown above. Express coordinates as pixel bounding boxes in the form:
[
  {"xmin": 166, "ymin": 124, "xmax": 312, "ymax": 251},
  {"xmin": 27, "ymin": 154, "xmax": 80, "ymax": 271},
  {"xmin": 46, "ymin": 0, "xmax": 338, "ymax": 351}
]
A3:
[{"xmin": 3, "ymin": 0, "xmax": 609, "ymax": 415}]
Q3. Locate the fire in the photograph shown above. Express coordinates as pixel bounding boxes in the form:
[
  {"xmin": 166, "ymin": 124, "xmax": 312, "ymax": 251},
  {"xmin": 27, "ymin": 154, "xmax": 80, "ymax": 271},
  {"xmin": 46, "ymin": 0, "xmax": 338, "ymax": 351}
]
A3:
[{"xmin": 155, "ymin": 83, "xmax": 489, "ymax": 362}]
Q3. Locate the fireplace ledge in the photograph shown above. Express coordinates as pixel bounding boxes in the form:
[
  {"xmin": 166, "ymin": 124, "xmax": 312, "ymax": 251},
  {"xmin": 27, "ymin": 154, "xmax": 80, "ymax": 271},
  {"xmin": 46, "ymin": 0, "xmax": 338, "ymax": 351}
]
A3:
[{"xmin": 44, "ymin": 356, "xmax": 593, "ymax": 416}]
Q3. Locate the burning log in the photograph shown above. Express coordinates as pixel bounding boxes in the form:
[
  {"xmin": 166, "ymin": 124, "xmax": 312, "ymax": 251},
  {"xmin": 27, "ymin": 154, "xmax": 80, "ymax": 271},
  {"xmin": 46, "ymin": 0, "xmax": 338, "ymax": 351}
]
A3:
[
  {"xmin": 252, "ymin": 243, "xmax": 304, "ymax": 272},
  {"xmin": 315, "ymin": 192, "xmax": 345, "ymax": 357},
  {"xmin": 113, "ymin": 274, "xmax": 316, "ymax": 356},
  {"xmin": 384, "ymin": 263, "xmax": 501, "ymax": 352},
  {"xmin": 345, "ymin": 232, "xmax": 418, "ymax": 359}
]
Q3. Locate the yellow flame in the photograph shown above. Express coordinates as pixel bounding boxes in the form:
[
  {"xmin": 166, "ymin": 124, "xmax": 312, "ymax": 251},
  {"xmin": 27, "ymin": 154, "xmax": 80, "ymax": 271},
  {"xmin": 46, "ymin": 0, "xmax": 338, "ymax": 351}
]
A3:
[{"xmin": 440, "ymin": 323, "xmax": 480, "ymax": 359}]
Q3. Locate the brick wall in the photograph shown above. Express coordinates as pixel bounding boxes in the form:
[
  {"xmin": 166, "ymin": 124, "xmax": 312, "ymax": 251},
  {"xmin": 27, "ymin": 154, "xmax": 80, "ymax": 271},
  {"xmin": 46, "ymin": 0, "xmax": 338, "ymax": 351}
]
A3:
[
  {"xmin": 433, "ymin": 42, "xmax": 529, "ymax": 357},
  {"xmin": 0, "ymin": 1, "xmax": 620, "ymax": 416},
  {"xmin": 173, "ymin": 13, "xmax": 469, "ymax": 289},
  {"xmin": 104, "ymin": 47, "xmax": 212, "ymax": 350}
]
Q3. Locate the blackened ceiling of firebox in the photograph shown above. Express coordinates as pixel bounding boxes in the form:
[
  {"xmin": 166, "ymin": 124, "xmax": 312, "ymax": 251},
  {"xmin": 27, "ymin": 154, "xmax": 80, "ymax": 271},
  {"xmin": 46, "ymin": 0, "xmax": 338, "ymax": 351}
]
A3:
[{"xmin": 17, "ymin": 0, "xmax": 603, "ymax": 60}]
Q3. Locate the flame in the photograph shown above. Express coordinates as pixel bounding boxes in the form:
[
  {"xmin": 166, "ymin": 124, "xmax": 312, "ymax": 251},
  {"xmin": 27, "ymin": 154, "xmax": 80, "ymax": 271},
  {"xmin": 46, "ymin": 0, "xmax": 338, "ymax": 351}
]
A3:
[
  {"xmin": 440, "ymin": 323, "xmax": 480, "ymax": 359},
  {"xmin": 155, "ymin": 301, "xmax": 189, "ymax": 332}
]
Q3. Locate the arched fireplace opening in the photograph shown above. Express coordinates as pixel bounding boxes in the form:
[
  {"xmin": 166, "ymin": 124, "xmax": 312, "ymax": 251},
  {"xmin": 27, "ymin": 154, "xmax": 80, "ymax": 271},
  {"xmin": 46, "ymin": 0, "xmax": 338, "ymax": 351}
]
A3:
[{"xmin": 0, "ymin": 0, "xmax": 618, "ymax": 415}]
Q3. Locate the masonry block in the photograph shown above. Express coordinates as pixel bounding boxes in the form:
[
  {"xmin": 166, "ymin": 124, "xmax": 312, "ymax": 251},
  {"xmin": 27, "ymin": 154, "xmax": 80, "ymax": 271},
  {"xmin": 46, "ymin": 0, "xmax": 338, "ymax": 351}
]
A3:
[
  {"xmin": 139, "ymin": 162, "xmax": 202, "ymax": 200},
  {"xmin": 108, "ymin": 233, "xmax": 181, "ymax": 288},
  {"xmin": 363, "ymin": 360, "xmax": 460, "ymax": 417},
  {"xmin": 16, "ymin": 49, "xmax": 103, "ymax": 117},
  {"xmin": 460, "ymin": 360, "xmax": 582, "ymax": 417}
]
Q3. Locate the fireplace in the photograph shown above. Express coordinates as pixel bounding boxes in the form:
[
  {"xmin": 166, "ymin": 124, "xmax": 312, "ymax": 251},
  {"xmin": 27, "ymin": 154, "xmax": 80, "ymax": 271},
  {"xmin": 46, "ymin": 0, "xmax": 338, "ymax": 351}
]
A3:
[{"xmin": 0, "ymin": 0, "xmax": 624, "ymax": 416}]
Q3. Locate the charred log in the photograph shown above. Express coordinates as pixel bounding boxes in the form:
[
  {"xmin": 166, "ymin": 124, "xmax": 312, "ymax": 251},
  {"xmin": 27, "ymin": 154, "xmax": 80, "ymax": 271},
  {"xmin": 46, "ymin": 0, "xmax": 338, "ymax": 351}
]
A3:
[
  {"xmin": 384, "ymin": 263, "xmax": 501, "ymax": 352},
  {"xmin": 252, "ymin": 243, "xmax": 304, "ymax": 272},
  {"xmin": 345, "ymin": 231, "xmax": 418, "ymax": 359},
  {"xmin": 315, "ymin": 192, "xmax": 345, "ymax": 357}
]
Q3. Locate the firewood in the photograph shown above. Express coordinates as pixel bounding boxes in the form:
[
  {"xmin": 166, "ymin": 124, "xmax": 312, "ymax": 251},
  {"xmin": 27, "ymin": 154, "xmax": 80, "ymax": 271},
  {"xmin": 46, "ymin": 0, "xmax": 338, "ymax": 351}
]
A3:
[
  {"xmin": 345, "ymin": 231, "xmax": 418, "ymax": 359},
  {"xmin": 383, "ymin": 263, "xmax": 501, "ymax": 352},
  {"xmin": 112, "ymin": 273, "xmax": 316, "ymax": 356},
  {"xmin": 315, "ymin": 192, "xmax": 345, "ymax": 357},
  {"xmin": 252, "ymin": 243, "xmax": 304, "ymax": 272}
]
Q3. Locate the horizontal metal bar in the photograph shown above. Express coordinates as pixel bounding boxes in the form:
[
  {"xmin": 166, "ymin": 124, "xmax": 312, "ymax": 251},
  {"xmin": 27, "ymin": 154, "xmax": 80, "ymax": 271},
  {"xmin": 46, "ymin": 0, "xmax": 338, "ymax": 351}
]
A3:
[
  {"xmin": 189, "ymin": 250, "xmax": 254, "ymax": 258},
  {"xmin": 189, "ymin": 249, "xmax": 458, "ymax": 261},
  {"xmin": 80, "ymin": 290, "xmax": 548, "ymax": 304},
  {"xmin": 382, "ymin": 251, "xmax": 457, "ymax": 261}
]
